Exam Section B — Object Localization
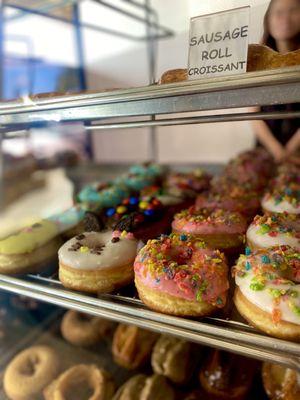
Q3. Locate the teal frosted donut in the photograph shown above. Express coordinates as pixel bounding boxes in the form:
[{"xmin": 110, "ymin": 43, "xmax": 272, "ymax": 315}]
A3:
[
  {"xmin": 77, "ymin": 184, "xmax": 129, "ymax": 210},
  {"xmin": 48, "ymin": 206, "xmax": 85, "ymax": 233},
  {"xmin": 129, "ymin": 164, "xmax": 164, "ymax": 178},
  {"xmin": 114, "ymin": 175, "xmax": 153, "ymax": 191}
]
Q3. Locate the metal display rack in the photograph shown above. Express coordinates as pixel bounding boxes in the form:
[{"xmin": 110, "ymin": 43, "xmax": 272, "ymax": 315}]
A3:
[{"xmin": 0, "ymin": 67, "xmax": 300, "ymax": 371}]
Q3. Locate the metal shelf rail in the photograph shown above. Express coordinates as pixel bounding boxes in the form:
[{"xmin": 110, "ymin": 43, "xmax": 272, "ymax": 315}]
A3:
[
  {"xmin": 0, "ymin": 67, "xmax": 299, "ymax": 130},
  {"xmin": 0, "ymin": 272, "xmax": 299, "ymax": 371}
]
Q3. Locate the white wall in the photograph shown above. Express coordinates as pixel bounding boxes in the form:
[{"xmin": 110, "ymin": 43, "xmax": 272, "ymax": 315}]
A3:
[
  {"xmin": 5, "ymin": 0, "xmax": 271, "ymax": 164},
  {"xmin": 86, "ymin": 0, "xmax": 270, "ymax": 164}
]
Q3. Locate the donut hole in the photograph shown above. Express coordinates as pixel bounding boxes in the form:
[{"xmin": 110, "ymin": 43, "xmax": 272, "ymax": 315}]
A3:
[
  {"xmin": 19, "ymin": 354, "xmax": 40, "ymax": 376},
  {"xmin": 78, "ymin": 235, "xmax": 106, "ymax": 254},
  {"xmin": 61, "ymin": 373, "xmax": 96, "ymax": 400}
]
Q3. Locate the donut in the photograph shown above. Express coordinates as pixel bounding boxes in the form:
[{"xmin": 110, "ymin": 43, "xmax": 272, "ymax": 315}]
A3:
[
  {"xmin": 0, "ymin": 220, "xmax": 62, "ymax": 274},
  {"xmin": 196, "ymin": 189, "xmax": 261, "ymax": 222},
  {"xmin": 165, "ymin": 169, "xmax": 211, "ymax": 198},
  {"xmin": 112, "ymin": 324, "xmax": 158, "ymax": 369},
  {"xmin": 141, "ymin": 185, "xmax": 194, "ymax": 215},
  {"xmin": 61, "ymin": 310, "xmax": 114, "ymax": 346},
  {"xmin": 4, "ymin": 345, "xmax": 60, "ymax": 400},
  {"xmin": 77, "ymin": 183, "xmax": 129, "ymax": 211},
  {"xmin": 233, "ymin": 246, "xmax": 300, "ymax": 340},
  {"xmin": 262, "ymin": 183, "xmax": 300, "ymax": 215},
  {"xmin": 103, "ymin": 194, "xmax": 171, "ymax": 242},
  {"xmin": 262, "ymin": 362, "xmax": 300, "ymax": 399},
  {"xmin": 115, "ymin": 174, "xmax": 154, "ymax": 191},
  {"xmin": 247, "ymin": 213, "xmax": 300, "ymax": 251},
  {"xmin": 223, "ymin": 148, "xmax": 274, "ymax": 190},
  {"xmin": 112, "ymin": 374, "xmax": 175, "ymax": 400},
  {"xmin": 199, "ymin": 350, "xmax": 256, "ymax": 400},
  {"xmin": 44, "ymin": 364, "xmax": 115, "ymax": 400},
  {"xmin": 151, "ymin": 335, "xmax": 198, "ymax": 384},
  {"xmin": 129, "ymin": 163, "xmax": 166, "ymax": 180},
  {"xmin": 58, "ymin": 230, "xmax": 139, "ymax": 293},
  {"xmin": 134, "ymin": 234, "xmax": 229, "ymax": 316},
  {"xmin": 48, "ymin": 205, "xmax": 86, "ymax": 239},
  {"xmin": 172, "ymin": 207, "xmax": 247, "ymax": 255}
]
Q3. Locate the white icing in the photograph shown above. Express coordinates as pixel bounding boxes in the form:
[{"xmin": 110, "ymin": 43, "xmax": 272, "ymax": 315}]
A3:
[
  {"xmin": 58, "ymin": 231, "xmax": 138, "ymax": 271},
  {"xmin": 246, "ymin": 224, "xmax": 300, "ymax": 251},
  {"xmin": 236, "ymin": 270, "xmax": 300, "ymax": 324},
  {"xmin": 262, "ymin": 196, "xmax": 300, "ymax": 214}
]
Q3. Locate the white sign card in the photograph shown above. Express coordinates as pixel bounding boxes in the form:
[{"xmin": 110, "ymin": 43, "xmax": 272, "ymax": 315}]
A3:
[{"xmin": 188, "ymin": 6, "xmax": 250, "ymax": 80}]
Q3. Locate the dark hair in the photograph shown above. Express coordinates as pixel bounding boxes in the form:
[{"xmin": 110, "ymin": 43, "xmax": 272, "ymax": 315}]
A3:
[{"xmin": 262, "ymin": 0, "xmax": 300, "ymax": 50}]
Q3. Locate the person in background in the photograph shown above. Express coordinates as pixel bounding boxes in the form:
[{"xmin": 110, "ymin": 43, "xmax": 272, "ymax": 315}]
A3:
[{"xmin": 252, "ymin": 0, "xmax": 300, "ymax": 163}]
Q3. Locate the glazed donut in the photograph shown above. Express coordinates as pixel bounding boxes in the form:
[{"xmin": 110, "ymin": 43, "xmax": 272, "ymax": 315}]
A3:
[
  {"xmin": 43, "ymin": 364, "xmax": 115, "ymax": 400},
  {"xmin": 262, "ymin": 362, "xmax": 300, "ymax": 399},
  {"xmin": 112, "ymin": 374, "xmax": 175, "ymax": 400},
  {"xmin": 134, "ymin": 234, "xmax": 229, "ymax": 316},
  {"xmin": 61, "ymin": 310, "xmax": 114, "ymax": 346},
  {"xmin": 233, "ymin": 246, "xmax": 300, "ymax": 340},
  {"xmin": 112, "ymin": 324, "xmax": 158, "ymax": 369},
  {"xmin": 246, "ymin": 213, "xmax": 300, "ymax": 251},
  {"xmin": 4, "ymin": 345, "xmax": 60, "ymax": 400},
  {"xmin": 199, "ymin": 350, "xmax": 256, "ymax": 400},
  {"xmin": 151, "ymin": 335, "xmax": 198, "ymax": 384},
  {"xmin": 172, "ymin": 207, "xmax": 247, "ymax": 255},
  {"xmin": 58, "ymin": 230, "xmax": 139, "ymax": 293},
  {"xmin": 0, "ymin": 221, "xmax": 61, "ymax": 274}
]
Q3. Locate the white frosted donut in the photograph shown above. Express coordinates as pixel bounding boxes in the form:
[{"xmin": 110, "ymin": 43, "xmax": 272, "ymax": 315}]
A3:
[
  {"xmin": 234, "ymin": 246, "xmax": 300, "ymax": 340},
  {"xmin": 247, "ymin": 214, "xmax": 300, "ymax": 251},
  {"xmin": 58, "ymin": 230, "xmax": 139, "ymax": 293},
  {"xmin": 262, "ymin": 195, "xmax": 300, "ymax": 214}
]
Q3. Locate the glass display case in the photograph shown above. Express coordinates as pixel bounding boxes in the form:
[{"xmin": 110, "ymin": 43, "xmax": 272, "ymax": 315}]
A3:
[{"xmin": 0, "ymin": 66, "xmax": 299, "ymax": 399}]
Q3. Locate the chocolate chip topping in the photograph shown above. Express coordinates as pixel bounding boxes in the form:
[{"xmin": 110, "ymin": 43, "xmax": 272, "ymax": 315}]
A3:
[
  {"xmin": 111, "ymin": 237, "xmax": 120, "ymax": 243},
  {"xmin": 84, "ymin": 212, "xmax": 105, "ymax": 232},
  {"xmin": 76, "ymin": 234, "xmax": 86, "ymax": 240},
  {"xmin": 113, "ymin": 212, "xmax": 138, "ymax": 233}
]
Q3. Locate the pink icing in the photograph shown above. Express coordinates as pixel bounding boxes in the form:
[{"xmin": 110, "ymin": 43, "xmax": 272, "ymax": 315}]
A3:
[
  {"xmin": 196, "ymin": 193, "xmax": 260, "ymax": 215},
  {"xmin": 172, "ymin": 208, "xmax": 247, "ymax": 235},
  {"xmin": 134, "ymin": 235, "xmax": 229, "ymax": 306}
]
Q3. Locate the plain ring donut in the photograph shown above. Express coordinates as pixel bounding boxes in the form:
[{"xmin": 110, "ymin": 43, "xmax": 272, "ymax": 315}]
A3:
[
  {"xmin": 3, "ymin": 345, "xmax": 60, "ymax": 400},
  {"xmin": 43, "ymin": 364, "xmax": 115, "ymax": 400},
  {"xmin": 61, "ymin": 310, "xmax": 114, "ymax": 346}
]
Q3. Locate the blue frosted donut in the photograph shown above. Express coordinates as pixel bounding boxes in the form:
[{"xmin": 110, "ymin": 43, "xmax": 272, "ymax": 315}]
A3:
[
  {"xmin": 77, "ymin": 184, "xmax": 129, "ymax": 210},
  {"xmin": 114, "ymin": 175, "xmax": 153, "ymax": 191},
  {"xmin": 129, "ymin": 164, "xmax": 164, "ymax": 179}
]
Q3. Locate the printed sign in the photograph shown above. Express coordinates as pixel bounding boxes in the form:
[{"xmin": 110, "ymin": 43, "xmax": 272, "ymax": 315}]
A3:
[{"xmin": 188, "ymin": 7, "xmax": 250, "ymax": 80}]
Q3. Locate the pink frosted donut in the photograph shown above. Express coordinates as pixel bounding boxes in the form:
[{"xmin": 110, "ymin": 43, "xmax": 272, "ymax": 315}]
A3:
[
  {"xmin": 134, "ymin": 234, "xmax": 229, "ymax": 316},
  {"xmin": 196, "ymin": 191, "xmax": 260, "ymax": 221},
  {"xmin": 172, "ymin": 207, "xmax": 247, "ymax": 254}
]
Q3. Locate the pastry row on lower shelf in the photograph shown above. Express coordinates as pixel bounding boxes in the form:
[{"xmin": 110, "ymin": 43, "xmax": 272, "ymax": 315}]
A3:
[{"xmin": 4, "ymin": 308, "xmax": 298, "ymax": 400}]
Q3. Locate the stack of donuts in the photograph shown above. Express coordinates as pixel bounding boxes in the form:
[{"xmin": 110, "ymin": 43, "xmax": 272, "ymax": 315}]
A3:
[
  {"xmin": 4, "ymin": 309, "xmax": 299, "ymax": 400},
  {"xmin": 0, "ymin": 153, "xmax": 299, "ymax": 385}
]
